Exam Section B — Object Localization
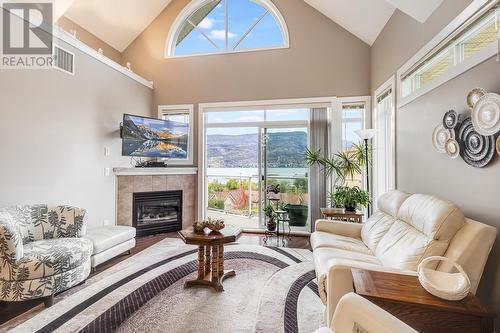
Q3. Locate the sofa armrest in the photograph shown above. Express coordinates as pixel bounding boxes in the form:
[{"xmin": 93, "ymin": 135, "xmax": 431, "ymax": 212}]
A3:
[
  {"xmin": 315, "ymin": 219, "xmax": 362, "ymax": 238},
  {"xmin": 49, "ymin": 206, "xmax": 87, "ymax": 238},
  {"xmin": 325, "ymin": 262, "xmax": 416, "ymax": 326},
  {"xmin": 331, "ymin": 293, "xmax": 418, "ymax": 333},
  {"xmin": 0, "ymin": 214, "xmax": 24, "ymax": 263}
]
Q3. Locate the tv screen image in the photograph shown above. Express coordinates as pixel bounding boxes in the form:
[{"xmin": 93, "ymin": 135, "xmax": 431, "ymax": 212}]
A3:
[{"xmin": 122, "ymin": 114, "xmax": 189, "ymax": 158}]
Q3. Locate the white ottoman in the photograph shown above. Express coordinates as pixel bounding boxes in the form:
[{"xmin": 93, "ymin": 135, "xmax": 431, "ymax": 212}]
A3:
[{"xmin": 85, "ymin": 226, "xmax": 136, "ymax": 270}]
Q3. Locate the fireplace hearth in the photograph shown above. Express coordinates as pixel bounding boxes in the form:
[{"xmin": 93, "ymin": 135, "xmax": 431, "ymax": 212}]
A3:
[{"xmin": 132, "ymin": 190, "xmax": 183, "ymax": 236}]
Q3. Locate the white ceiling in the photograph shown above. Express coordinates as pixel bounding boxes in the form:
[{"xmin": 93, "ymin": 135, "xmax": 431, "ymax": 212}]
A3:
[
  {"xmin": 63, "ymin": 0, "xmax": 172, "ymax": 52},
  {"xmin": 385, "ymin": 0, "xmax": 444, "ymax": 23},
  {"xmin": 304, "ymin": 0, "xmax": 443, "ymax": 45},
  {"xmin": 59, "ymin": 0, "xmax": 444, "ymax": 52}
]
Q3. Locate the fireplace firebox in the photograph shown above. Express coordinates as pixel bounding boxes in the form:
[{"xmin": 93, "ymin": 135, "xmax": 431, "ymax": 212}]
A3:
[{"xmin": 132, "ymin": 190, "xmax": 183, "ymax": 237}]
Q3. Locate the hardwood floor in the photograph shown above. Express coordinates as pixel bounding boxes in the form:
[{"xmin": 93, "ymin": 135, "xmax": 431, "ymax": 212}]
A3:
[{"xmin": 0, "ymin": 232, "xmax": 311, "ymax": 325}]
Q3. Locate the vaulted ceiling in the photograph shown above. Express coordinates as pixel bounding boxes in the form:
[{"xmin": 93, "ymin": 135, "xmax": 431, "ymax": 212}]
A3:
[
  {"xmin": 304, "ymin": 0, "xmax": 444, "ymax": 45},
  {"xmin": 57, "ymin": 0, "xmax": 443, "ymax": 51}
]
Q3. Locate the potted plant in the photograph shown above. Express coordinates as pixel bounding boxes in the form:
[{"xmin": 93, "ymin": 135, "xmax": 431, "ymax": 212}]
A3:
[
  {"xmin": 307, "ymin": 142, "xmax": 372, "ymax": 213},
  {"xmin": 264, "ymin": 204, "xmax": 277, "ymax": 231},
  {"xmin": 330, "ymin": 186, "xmax": 370, "ymax": 212},
  {"xmin": 284, "ymin": 183, "xmax": 308, "ymax": 227}
]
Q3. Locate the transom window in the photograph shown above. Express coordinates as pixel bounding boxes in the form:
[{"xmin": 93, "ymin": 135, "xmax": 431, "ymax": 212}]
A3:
[
  {"xmin": 401, "ymin": 3, "xmax": 499, "ymax": 98},
  {"xmin": 166, "ymin": 0, "xmax": 289, "ymax": 57}
]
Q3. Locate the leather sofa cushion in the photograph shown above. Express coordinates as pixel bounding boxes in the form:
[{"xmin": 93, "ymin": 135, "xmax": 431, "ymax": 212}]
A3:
[
  {"xmin": 311, "ymin": 231, "xmax": 371, "ymax": 254},
  {"xmin": 361, "ymin": 190, "xmax": 410, "ymax": 252},
  {"xmin": 2, "ymin": 238, "xmax": 93, "ymax": 281},
  {"xmin": 85, "ymin": 226, "xmax": 136, "ymax": 254},
  {"xmin": 397, "ymin": 194, "xmax": 464, "ymax": 241},
  {"xmin": 361, "ymin": 210, "xmax": 397, "ymax": 252},
  {"xmin": 377, "ymin": 190, "xmax": 411, "ymax": 217},
  {"xmin": 374, "ymin": 220, "xmax": 449, "ymax": 270},
  {"xmin": 314, "ymin": 248, "xmax": 381, "ymax": 303}
]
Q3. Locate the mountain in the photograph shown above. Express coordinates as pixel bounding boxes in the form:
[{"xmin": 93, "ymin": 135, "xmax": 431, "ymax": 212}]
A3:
[
  {"xmin": 207, "ymin": 131, "xmax": 307, "ymax": 168},
  {"xmin": 123, "ymin": 116, "xmax": 188, "ymax": 141}
]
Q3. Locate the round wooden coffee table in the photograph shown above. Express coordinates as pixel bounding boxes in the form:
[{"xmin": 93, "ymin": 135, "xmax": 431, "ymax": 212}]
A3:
[{"xmin": 178, "ymin": 226, "xmax": 242, "ymax": 292}]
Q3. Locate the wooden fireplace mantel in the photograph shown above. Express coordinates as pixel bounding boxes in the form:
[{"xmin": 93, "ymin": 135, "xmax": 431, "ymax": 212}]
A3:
[{"xmin": 113, "ymin": 167, "xmax": 198, "ymax": 176}]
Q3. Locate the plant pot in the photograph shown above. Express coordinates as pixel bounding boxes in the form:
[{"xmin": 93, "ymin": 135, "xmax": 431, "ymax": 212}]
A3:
[
  {"xmin": 266, "ymin": 218, "xmax": 276, "ymax": 231},
  {"xmin": 286, "ymin": 204, "xmax": 308, "ymax": 227},
  {"xmin": 345, "ymin": 205, "xmax": 357, "ymax": 212}
]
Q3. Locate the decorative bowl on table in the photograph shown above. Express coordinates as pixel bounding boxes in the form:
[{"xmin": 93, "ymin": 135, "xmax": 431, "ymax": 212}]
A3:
[
  {"xmin": 193, "ymin": 218, "xmax": 225, "ymax": 233},
  {"xmin": 193, "ymin": 221, "xmax": 206, "ymax": 233},
  {"xmin": 206, "ymin": 218, "xmax": 225, "ymax": 231}
]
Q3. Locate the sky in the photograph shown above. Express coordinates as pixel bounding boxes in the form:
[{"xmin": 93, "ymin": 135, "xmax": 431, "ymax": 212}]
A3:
[
  {"xmin": 175, "ymin": 0, "xmax": 284, "ymax": 56},
  {"xmin": 205, "ymin": 108, "xmax": 364, "ymax": 147}
]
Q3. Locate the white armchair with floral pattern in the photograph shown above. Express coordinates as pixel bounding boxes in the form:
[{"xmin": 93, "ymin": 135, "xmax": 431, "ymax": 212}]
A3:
[{"xmin": 0, "ymin": 205, "xmax": 93, "ymax": 306}]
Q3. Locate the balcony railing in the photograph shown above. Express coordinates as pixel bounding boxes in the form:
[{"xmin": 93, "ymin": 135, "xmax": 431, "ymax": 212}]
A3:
[{"xmin": 207, "ymin": 173, "xmax": 308, "ymax": 219}]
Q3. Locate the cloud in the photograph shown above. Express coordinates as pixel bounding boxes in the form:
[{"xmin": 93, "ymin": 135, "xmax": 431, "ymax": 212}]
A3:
[
  {"xmin": 198, "ymin": 17, "xmax": 215, "ymax": 29},
  {"xmin": 208, "ymin": 29, "xmax": 237, "ymax": 40}
]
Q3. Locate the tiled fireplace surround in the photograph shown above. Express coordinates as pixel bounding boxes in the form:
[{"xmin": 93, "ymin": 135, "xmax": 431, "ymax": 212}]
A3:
[{"xmin": 115, "ymin": 169, "xmax": 197, "ymax": 230}]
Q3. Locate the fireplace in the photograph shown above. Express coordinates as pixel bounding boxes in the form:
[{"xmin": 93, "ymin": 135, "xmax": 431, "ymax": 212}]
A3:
[{"xmin": 132, "ymin": 190, "xmax": 183, "ymax": 237}]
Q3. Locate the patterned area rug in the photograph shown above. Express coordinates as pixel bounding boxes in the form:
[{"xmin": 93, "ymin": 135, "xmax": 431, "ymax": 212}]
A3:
[{"xmin": 3, "ymin": 239, "xmax": 324, "ymax": 333}]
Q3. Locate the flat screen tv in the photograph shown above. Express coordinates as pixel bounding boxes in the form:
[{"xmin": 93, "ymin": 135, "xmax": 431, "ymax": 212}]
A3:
[{"xmin": 122, "ymin": 114, "xmax": 189, "ymax": 159}]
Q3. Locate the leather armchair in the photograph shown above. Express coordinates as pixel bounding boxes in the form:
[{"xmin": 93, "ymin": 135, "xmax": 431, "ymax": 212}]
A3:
[
  {"xmin": 0, "ymin": 205, "xmax": 93, "ymax": 305},
  {"xmin": 311, "ymin": 190, "xmax": 497, "ymax": 325},
  {"xmin": 314, "ymin": 292, "xmax": 418, "ymax": 333}
]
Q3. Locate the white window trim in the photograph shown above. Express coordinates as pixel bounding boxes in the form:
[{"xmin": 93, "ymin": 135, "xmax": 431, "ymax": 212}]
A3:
[
  {"xmin": 397, "ymin": 0, "xmax": 498, "ymax": 107},
  {"xmin": 157, "ymin": 104, "xmax": 195, "ymax": 166},
  {"xmin": 197, "ymin": 97, "xmax": 336, "ymax": 220},
  {"xmin": 373, "ymin": 76, "xmax": 396, "ymax": 207},
  {"xmin": 165, "ymin": 0, "xmax": 290, "ymax": 59},
  {"xmin": 329, "ymin": 96, "xmax": 371, "ymax": 200}
]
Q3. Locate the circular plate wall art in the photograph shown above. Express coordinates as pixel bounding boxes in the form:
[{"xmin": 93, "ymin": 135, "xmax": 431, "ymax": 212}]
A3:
[
  {"xmin": 471, "ymin": 93, "xmax": 500, "ymax": 136},
  {"xmin": 457, "ymin": 117, "xmax": 495, "ymax": 168},
  {"xmin": 443, "ymin": 110, "xmax": 460, "ymax": 129},
  {"xmin": 432, "ymin": 125, "xmax": 455, "ymax": 154},
  {"xmin": 445, "ymin": 139, "xmax": 460, "ymax": 159},
  {"xmin": 467, "ymin": 88, "xmax": 487, "ymax": 109},
  {"xmin": 497, "ymin": 136, "xmax": 500, "ymax": 157}
]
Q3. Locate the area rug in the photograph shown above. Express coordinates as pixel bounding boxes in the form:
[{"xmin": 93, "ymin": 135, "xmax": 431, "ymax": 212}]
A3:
[{"xmin": 3, "ymin": 238, "xmax": 324, "ymax": 333}]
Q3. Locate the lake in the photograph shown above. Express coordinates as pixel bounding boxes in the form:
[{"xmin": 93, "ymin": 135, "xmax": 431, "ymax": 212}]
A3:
[{"xmin": 207, "ymin": 168, "xmax": 308, "ymax": 180}]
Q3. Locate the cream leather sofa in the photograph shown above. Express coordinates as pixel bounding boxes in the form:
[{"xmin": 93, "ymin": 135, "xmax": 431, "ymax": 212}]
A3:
[
  {"xmin": 311, "ymin": 190, "xmax": 497, "ymax": 325},
  {"xmin": 314, "ymin": 292, "xmax": 418, "ymax": 333}
]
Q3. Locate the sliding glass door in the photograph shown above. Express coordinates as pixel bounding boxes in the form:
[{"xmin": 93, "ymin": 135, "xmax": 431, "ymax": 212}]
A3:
[
  {"xmin": 204, "ymin": 108, "xmax": 310, "ymax": 231},
  {"xmin": 263, "ymin": 127, "xmax": 309, "ymax": 229}
]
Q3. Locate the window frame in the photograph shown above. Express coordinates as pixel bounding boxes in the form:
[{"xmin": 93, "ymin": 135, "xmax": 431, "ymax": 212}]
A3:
[
  {"xmin": 372, "ymin": 76, "xmax": 396, "ymax": 209},
  {"xmin": 397, "ymin": 0, "xmax": 499, "ymax": 107},
  {"xmin": 165, "ymin": 0, "xmax": 290, "ymax": 59},
  {"xmin": 157, "ymin": 104, "xmax": 195, "ymax": 165}
]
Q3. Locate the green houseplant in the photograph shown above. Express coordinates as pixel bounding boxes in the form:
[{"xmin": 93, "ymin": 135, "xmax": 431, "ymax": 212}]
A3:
[
  {"xmin": 329, "ymin": 186, "xmax": 370, "ymax": 212},
  {"xmin": 307, "ymin": 142, "xmax": 371, "ymax": 212},
  {"xmin": 264, "ymin": 204, "xmax": 277, "ymax": 231}
]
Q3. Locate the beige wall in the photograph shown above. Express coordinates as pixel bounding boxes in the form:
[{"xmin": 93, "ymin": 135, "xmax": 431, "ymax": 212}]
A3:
[
  {"xmin": 0, "ymin": 40, "xmax": 153, "ymax": 230},
  {"xmin": 371, "ymin": 0, "xmax": 500, "ymax": 317},
  {"xmin": 122, "ymin": 0, "xmax": 371, "ymax": 107},
  {"xmin": 57, "ymin": 16, "xmax": 123, "ymax": 64}
]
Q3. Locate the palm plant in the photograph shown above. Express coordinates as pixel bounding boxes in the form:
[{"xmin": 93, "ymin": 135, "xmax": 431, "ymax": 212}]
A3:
[{"xmin": 306, "ymin": 142, "xmax": 372, "ymax": 211}]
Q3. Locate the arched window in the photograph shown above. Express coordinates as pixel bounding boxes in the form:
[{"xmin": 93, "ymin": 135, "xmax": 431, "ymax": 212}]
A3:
[{"xmin": 166, "ymin": 0, "xmax": 289, "ymax": 57}]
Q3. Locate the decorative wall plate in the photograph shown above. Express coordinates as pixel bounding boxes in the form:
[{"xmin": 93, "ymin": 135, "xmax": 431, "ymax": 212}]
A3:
[
  {"xmin": 497, "ymin": 136, "xmax": 500, "ymax": 157},
  {"xmin": 457, "ymin": 117, "xmax": 495, "ymax": 168},
  {"xmin": 471, "ymin": 93, "xmax": 500, "ymax": 136},
  {"xmin": 443, "ymin": 110, "xmax": 460, "ymax": 129},
  {"xmin": 466, "ymin": 88, "xmax": 487, "ymax": 109},
  {"xmin": 432, "ymin": 125, "xmax": 454, "ymax": 154},
  {"xmin": 445, "ymin": 139, "xmax": 460, "ymax": 159}
]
